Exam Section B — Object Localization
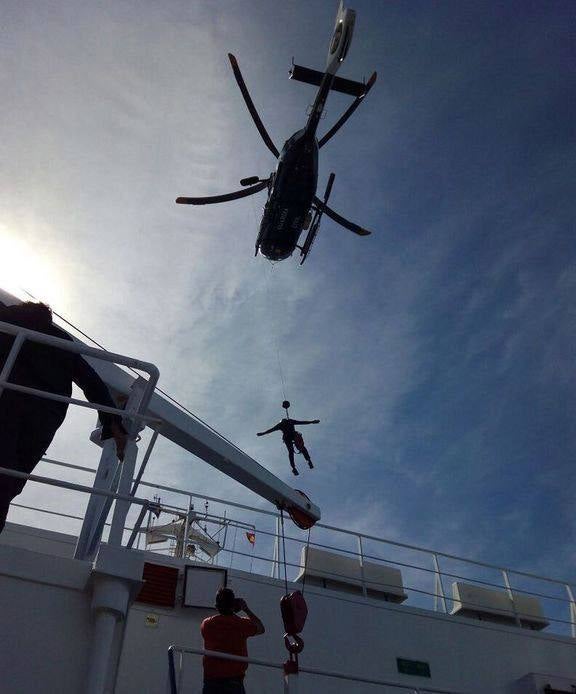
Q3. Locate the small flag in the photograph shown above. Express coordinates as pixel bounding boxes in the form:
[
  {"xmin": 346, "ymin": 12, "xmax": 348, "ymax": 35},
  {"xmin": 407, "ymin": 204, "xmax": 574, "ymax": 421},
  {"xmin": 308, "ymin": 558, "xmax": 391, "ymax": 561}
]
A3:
[{"xmin": 246, "ymin": 531, "xmax": 256, "ymax": 545}]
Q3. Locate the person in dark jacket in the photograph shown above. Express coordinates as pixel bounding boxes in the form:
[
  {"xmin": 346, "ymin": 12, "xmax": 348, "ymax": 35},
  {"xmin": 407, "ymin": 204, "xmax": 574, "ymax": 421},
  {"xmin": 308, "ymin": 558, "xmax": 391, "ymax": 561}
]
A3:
[
  {"xmin": 257, "ymin": 411, "xmax": 319, "ymax": 476},
  {"xmin": 0, "ymin": 301, "xmax": 127, "ymax": 534}
]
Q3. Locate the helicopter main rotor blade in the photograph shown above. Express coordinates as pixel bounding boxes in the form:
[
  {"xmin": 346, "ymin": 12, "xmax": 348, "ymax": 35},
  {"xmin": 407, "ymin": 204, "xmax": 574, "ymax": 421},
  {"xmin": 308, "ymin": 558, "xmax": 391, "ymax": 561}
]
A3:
[
  {"xmin": 228, "ymin": 54, "xmax": 279, "ymax": 158},
  {"xmin": 176, "ymin": 180, "xmax": 268, "ymax": 206},
  {"xmin": 313, "ymin": 197, "xmax": 372, "ymax": 236},
  {"xmin": 318, "ymin": 71, "xmax": 377, "ymax": 148}
]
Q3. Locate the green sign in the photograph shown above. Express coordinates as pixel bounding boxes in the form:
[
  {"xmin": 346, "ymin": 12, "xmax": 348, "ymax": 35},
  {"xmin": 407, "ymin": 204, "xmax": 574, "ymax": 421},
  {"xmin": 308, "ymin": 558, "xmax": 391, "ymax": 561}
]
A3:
[{"xmin": 396, "ymin": 658, "xmax": 431, "ymax": 678}]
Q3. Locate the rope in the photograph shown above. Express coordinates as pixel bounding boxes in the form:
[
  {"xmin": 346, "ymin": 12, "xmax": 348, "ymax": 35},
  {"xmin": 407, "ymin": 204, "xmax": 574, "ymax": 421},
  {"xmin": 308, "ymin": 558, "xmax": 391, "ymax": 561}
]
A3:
[
  {"xmin": 276, "ymin": 344, "xmax": 287, "ymax": 403},
  {"xmin": 279, "ymin": 508, "xmax": 289, "ymax": 596},
  {"xmin": 300, "ymin": 528, "xmax": 312, "ymax": 597},
  {"xmin": 263, "ymin": 265, "xmax": 288, "ymax": 403}
]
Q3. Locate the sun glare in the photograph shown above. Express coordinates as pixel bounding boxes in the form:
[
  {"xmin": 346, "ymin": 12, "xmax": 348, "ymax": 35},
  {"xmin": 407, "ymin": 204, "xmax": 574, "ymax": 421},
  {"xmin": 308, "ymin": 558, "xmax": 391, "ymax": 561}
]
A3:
[{"xmin": 0, "ymin": 230, "xmax": 67, "ymax": 306}]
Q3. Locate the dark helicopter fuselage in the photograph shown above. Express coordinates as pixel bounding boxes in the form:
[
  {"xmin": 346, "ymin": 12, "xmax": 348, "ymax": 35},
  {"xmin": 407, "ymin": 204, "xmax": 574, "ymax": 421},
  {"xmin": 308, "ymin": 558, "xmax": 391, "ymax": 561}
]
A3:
[
  {"xmin": 258, "ymin": 131, "xmax": 319, "ymax": 261},
  {"xmin": 257, "ymin": 75, "xmax": 333, "ymax": 261},
  {"xmin": 176, "ymin": 5, "xmax": 374, "ymax": 264}
]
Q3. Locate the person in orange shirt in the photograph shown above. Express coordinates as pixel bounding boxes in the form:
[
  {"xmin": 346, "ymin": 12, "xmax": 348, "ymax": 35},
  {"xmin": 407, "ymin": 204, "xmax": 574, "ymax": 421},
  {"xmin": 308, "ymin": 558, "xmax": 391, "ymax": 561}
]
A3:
[{"xmin": 201, "ymin": 587, "xmax": 265, "ymax": 693}]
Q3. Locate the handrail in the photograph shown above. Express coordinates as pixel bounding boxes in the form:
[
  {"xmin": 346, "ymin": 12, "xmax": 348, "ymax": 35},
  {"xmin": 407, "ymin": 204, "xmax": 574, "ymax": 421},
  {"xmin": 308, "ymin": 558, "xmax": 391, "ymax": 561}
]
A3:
[
  {"xmin": 14, "ymin": 458, "xmax": 574, "ymax": 625},
  {"xmin": 212, "ymin": 546, "xmax": 576, "ymax": 629},
  {"xmin": 34, "ymin": 456, "xmax": 576, "ymax": 594},
  {"xmin": 167, "ymin": 645, "xmax": 464, "ymax": 694},
  {"xmin": 0, "ymin": 319, "xmax": 163, "ymax": 554},
  {"xmin": 6, "ymin": 474, "xmax": 572, "ymax": 629},
  {"xmin": 0, "ymin": 319, "xmax": 160, "ymax": 424},
  {"xmin": 4, "ymin": 447, "xmax": 575, "ymax": 636},
  {"xmin": 0, "ymin": 320, "xmax": 159, "ymax": 380},
  {"xmin": 0, "ymin": 466, "xmax": 158, "ymax": 513}
]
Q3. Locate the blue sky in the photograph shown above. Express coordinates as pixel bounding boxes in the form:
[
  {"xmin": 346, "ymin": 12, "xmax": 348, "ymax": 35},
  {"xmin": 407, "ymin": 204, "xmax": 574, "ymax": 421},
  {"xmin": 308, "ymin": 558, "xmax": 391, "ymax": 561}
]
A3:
[{"xmin": 1, "ymin": 0, "xmax": 574, "ymax": 586}]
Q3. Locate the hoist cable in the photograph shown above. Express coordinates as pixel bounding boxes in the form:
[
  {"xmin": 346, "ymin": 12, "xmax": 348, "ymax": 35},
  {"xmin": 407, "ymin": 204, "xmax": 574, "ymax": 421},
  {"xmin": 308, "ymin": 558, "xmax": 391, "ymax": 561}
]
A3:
[
  {"xmin": 263, "ymin": 263, "xmax": 288, "ymax": 402},
  {"xmin": 279, "ymin": 508, "xmax": 289, "ymax": 596},
  {"xmin": 300, "ymin": 528, "xmax": 312, "ymax": 597}
]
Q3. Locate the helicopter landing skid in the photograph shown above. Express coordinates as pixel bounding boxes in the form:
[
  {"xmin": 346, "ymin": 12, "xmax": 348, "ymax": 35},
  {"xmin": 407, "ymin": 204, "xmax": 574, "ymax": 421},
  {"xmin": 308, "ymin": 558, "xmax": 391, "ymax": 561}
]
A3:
[{"xmin": 300, "ymin": 173, "xmax": 336, "ymax": 265}]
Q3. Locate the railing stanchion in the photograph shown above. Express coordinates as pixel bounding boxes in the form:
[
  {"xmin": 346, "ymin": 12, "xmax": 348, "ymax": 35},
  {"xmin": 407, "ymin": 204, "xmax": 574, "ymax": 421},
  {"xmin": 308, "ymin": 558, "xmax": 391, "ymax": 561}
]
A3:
[
  {"xmin": 433, "ymin": 554, "xmax": 447, "ymax": 613},
  {"xmin": 271, "ymin": 514, "xmax": 280, "ymax": 579},
  {"xmin": 0, "ymin": 332, "xmax": 25, "ymax": 399},
  {"xmin": 181, "ymin": 495, "xmax": 193, "ymax": 559},
  {"xmin": 131, "ymin": 426, "xmax": 161, "ymax": 496},
  {"xmin": 75, "ymin": 439, "xmax": 121, "ymax": 560},
  {"xmin": 565, "ymin": 584, "xmax": 576, "ymax": 638},
  {"xmin": 502, "ymin": 570, "xmax": 522, "ymax": 627},
  {"xmin": 109, "ymin": 378, "xmax": 150, "ymax": 547},
  {"xmin": 108, "ymin": 438, "xmax": 139, "ymax": 546},
  {"xmin": 126, "ymin": 503, "xmax": 150, "ymax": 549},
  {"xmin": 357, "ymin": 535, "xmax": 367, "ymax": 598}
]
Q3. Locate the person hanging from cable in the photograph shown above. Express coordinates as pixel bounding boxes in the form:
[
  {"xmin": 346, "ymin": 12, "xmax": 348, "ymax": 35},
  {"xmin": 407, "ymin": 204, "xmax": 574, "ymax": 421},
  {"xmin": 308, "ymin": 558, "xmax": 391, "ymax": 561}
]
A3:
[{"xmin": 257, "ymin": 401, "xmax": 319, "ymax": 476}]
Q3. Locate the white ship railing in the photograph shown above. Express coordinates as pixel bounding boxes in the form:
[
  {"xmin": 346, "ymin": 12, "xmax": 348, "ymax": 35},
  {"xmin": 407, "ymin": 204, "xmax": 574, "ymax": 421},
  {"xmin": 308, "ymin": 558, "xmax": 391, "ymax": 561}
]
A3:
[
  {"xmin": 7, "ymin": 455, "xmax": 576, "ymax": 641},
  {"xmin": 166, "ymin": 645, "xmax": 464, "ymax": 694},
  {"xmin": 0, "ymin": 319, "xmax": 161, "ymax": 553},
  {"xmin": 0, "ymin": 319, "xmax": 159, "ymax": 422},
  {"xmin": 2, "ymin": 322, "xmax": 575, "ymax": 641}
]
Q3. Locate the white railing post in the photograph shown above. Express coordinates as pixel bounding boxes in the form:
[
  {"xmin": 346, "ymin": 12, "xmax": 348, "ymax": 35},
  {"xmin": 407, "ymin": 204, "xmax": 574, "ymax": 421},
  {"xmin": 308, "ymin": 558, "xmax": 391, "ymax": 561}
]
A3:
[
  {"xmin": 108, "ymin": 378, "xmax": 149, "ymax": 546},
  {"xmin": 108, "ymin": 437, "xmax": 139, "ymax": 546},
  {"xmin": 357, "ymin": 535, "xmax": 367, "ymax": 598},
  {"xmin": 432, "ymin": 554, "xmax": 447, "ymax": 613},
  {"xmin": 271, "ymin": 515, "xmax": 280, "ymax": 578},
  {"xmin": 75, "ymin": 438, "xmax": 121, "ymax": 559},
  {"xmin": 0, "ymin": 331, "xmax": 25, "ymax": 399},
  {"xmin": 502, "ymin": 570, "xmax": 522, "ymax": 627},
  {"xmin": 565, "ymin": 584, "xmax": 576, "ymax": 638},
  {"xmin": 181, "ymin": 496, "xmax": 193, "ymax": 559}
]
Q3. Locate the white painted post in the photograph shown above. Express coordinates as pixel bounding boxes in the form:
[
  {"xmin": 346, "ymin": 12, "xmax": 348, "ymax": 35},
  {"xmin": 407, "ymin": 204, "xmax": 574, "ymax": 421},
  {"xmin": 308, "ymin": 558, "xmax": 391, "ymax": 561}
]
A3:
[
  {"xmin": 108, "ymin": 438, "xmax": 138, "ymax": 546},
  {"xmin": 0, "ymin": 331, "xmax": 25, "ymax": 399},
  {"xmin": 357, "ymin": 535, "xmax": 367, "ymax": 598},
  {"xmin": 271, "ymin": 515, "xmax": 280, "ymax": 578},
  {"xmin": 75, "ymin": 438, "xmax": 121, "ymax": 559},
  {"xmin": 502, "ymin": 570, "xmax": 522, "ymax": 627},
  {"xmin": 108, "ymin": 378, "xmax": 149, "ymax": 546},
  {"xmin": 181, "ymin": 496, "xmax": 193, "ymax": 559},
  {"xmin": 565, "ymin": 584, "xmax": 576, "ymax": 638},
  {"xmin": 432, "ymin": 554, "xmax": 447, "ymax": 613}
]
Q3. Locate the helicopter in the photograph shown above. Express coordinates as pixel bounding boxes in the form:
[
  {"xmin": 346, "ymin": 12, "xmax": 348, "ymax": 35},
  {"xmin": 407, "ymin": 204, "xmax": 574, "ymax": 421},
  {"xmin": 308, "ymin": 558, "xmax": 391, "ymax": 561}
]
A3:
[{"xmin": 176, "ymin": 1, "xmax": 377, "ymax": 264}]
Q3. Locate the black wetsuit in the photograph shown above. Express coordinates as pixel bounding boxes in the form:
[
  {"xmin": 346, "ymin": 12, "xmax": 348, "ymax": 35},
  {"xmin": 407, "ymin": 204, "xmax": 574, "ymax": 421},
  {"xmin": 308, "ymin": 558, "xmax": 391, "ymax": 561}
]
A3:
[
  {"xmin": 0, "ymin": 303, "xmax": 123, "ymax": 533},
  {"xmin": 259, "ymin": 418, "xmax": 315, "ymax": 470}
]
